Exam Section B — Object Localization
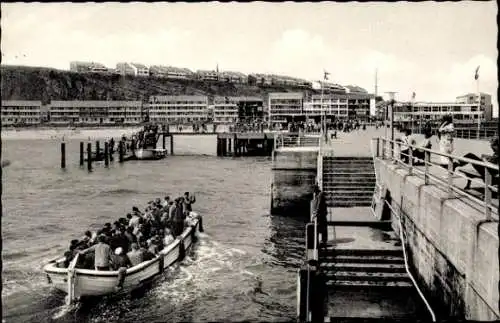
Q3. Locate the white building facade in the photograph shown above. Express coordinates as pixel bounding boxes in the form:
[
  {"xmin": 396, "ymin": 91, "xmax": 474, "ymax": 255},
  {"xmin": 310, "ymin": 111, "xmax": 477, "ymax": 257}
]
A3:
[
  {"xmin": 1, "ymin": 100, "xmax": 42, "ymax": 126},
  {"xmin": 49, "ymin": 101, "xmax": 143, "ymax": 125},
  {"xmin": 268, "ymin": 92, "xmax": 304, "ymax": 123},
  {"xmin": 147, "ymin": 95, "xmax": 209, "ymax": 124}
]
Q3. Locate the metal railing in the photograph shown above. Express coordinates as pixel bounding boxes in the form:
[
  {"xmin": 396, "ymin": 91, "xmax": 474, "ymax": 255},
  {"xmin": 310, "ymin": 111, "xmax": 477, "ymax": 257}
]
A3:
[
  {"xmin": 410, "ymin": 126, "xmax": 497, "ymax": 141},
  {"xmin": 275, "ymin": 133, "xmax": 320, "ymax": 149},
  {"xmin": 375, "ymin": 137, "xmax": 498, "ymax": 220}
]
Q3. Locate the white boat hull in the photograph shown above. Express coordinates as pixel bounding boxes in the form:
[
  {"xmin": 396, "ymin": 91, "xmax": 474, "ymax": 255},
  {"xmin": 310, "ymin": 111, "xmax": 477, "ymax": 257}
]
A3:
[
  {"xmin": 44, "ymin": 215, "xmax": 199, "ymax": 298},
  {"xmin": 134, "ymin": 148, "xmax": 167, "ymax": 160}
]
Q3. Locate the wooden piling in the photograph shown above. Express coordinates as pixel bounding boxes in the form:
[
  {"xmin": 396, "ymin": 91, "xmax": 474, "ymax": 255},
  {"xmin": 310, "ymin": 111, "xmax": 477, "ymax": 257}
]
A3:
[
  {"xmin": 87, "ymin": 142, "xmax": 92, "ymax": 171},
  {"xmin": 222, "ymin": 138, "xmax": 227, "ymax": 156},
  {"xmin": 104, "ymin": 142, "xmax": 109, "ymax": 167},
  {"xmin": 95, "ymin": 141, "xmax": 100, "ymax": 157},
  {"xmin": 61, "ymin": 142, "xmax": 66, "ymax": 169},
  {"xmin": 119, "ymin": 141, "xmax": 124, "ymax": 163},
  {"xmin": 170, "ymin": 135, "xmax": 174, "ymax": 155},
  {"xmin": 162, "ymin": 133, "xmax": 166, "ymax": 150},
  {"xmin": 79, "ymin": 142, "xmax": 84, "ymax": 166},
  {"xmin": 234, "ymin": 134, "xmax": 239, "ymax": 157},
  {"xmin": 263, "ymin": 134, "xmax": 268, "ymax": 156}
]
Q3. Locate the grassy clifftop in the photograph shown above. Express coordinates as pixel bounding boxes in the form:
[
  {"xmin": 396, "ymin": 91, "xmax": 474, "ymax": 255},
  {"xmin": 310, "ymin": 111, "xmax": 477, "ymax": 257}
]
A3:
[{"xmin": 1, "ymin": 65, "xmax": 314, "ymax": 104}]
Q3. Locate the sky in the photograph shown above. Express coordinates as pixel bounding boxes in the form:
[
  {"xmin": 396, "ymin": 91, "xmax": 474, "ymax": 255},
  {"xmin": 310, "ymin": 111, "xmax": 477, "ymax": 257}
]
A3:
[{"xmin": 1, "ymin": 2, "xmax": 498, "ymax": 116}]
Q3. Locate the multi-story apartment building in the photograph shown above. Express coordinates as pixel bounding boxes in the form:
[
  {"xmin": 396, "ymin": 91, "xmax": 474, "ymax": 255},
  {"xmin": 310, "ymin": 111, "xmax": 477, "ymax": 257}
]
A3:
[
  {"xmin": 115, "ymin": 63, "xmax": 149, "ymax": 77},
  {"xmin": 219, "ymin": 71, "xmax": 248, "ymax": 84},
  {"xmin": 70, "ymin": 61, "xmax": 109, "ymax": 73},
  {"xmin": 212, "ymin": 97, "xmax": 239, "ymax": 124},
  {"xmin": 147, "ymin": 95, "xmax": 209, "ymax": 124},
  {"xmin": 303, "ymin": 94, "xmax": 349, "ymax": 121},
  {"xmin": 212, "ymin": 96, "xmax": 264, "ymax": 123},
  {"xmin": 196, "ymin": 70, "xmax": 219, "ymax": 81},
  {"xmin": 49, "ymin": 101, "xmax": 143, "ymax": 125},
  {"xmin": 1, "ymin": 100, "xmax": 42, "ymax": 126},
  {"xmin": 456, "ymin": 92, "xmax": 493, "ymax": 121},
  {"xmin": 149, "ymin": 66, "xmax": 194, "ymax": 79},
  {"xmin": 394, "ymin": 102, "xmax": 484, "ymax": 126},
  {"xmin": 268, "ymin": 92, "xmax": 304, "ymax": 124},
  {"xmin": 347, "ymin": 93, "xmax": 372, "ymax": 121}
]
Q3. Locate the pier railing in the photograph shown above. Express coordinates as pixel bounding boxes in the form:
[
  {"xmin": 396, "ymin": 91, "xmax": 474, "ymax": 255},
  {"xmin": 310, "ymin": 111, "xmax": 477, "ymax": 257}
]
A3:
[
  {"xmin": 275, "ymin": 133, "xmax": 320, "ymax": 149},
  {"xmin": 374, "ymin": 137, "xmax": 498, "ymax": 220}
]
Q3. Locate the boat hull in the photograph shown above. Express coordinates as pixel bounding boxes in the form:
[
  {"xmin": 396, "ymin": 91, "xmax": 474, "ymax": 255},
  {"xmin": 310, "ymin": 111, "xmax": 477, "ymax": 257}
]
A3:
[
  {"xmin": 44, "ymin": 216, "xmax": 198, "ymax": 298},
  {"xmin": 134, "ymin": 149, "xmax": 167, "ymax": 160}
]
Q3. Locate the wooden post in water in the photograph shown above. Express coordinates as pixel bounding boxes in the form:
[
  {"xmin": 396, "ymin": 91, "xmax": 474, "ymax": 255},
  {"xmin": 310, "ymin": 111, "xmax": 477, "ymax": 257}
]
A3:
[
  {"xmin": 170, "ymin": 135, "xmax": 174, "ymax": 155},
  {"xmin": 104, "ymin": 142, "xmax": 109, "ymax": 167},
  {"xmin": 263, "ymin": 134, "xmax": 268, "ymax": 156},
  {"xmin": 87, "ymin": 142, "xmax": 92, "ymax": 171},
  {"xmin": 79, "ymin": 142, "xmax": 84, "ymax": 166},
  {"xmin": 216, "ymin": 138, "xmax": 221, "ymax": 156},
  {"xmin": 61, "ymin": 142, "xmax": 66, "ymax": 169},
  {"xmin": 119, "ymin": 141, "xmax": 124, "ymax": 163},
  {"xmin": 162, "ymin": 133, "xmax": 166, "ymax": 150},
  {"xmin": 233, "ymin": 134, "xmax": 239, "ymax": 157},
  {"xmin": 222, "ymin": 138, "xmax": 227, "ymax": 156},
  {"xmin": 95, "ymin": 141, "xmax": 100, "ymax": 158}
]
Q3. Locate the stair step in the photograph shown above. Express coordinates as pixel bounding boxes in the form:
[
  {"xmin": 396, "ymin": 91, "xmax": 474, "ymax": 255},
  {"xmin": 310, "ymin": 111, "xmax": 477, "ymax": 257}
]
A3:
[
  {"xmin": 321, "ymin": 254, "xmax": 405, "ymax": 264},
  {"xmin": 327, "ymin": 202, "xmax": 373, "ymax": 207},
  {"xmin": 323, "ymin": 248, "xmax": 403, "ymax": 257},
  {"xmin": 323, "ymin": 157, "xmax": 373, "ymax": 161},
  {"xmin": 327, "ymin": 317, "xmax": 423, "ymax": 323},
  {"xmin": 322, "ymin": 172, "xmax": 375, "ymax": 176},
  {"xmin": 322, "ymin": 186, "xmax": 376, "ymax": 191},
  {"xmin": 323, "ymin": 179, "xmax": 377, "ymax": 184},
  {"xmin": 325, "ymin": 190, "xmax": 374, "ymax": 195},
  {"xmin": 324, "ymin": 196, "xmax": 373, "ymax": 201},
  {"xmin": 321, "ymin": 262, "xmax": 406, "ymax": 273},
  {"xmin": 325, "ymin": 279, "xmax": 413, "ymax": 289},
  {"xmin": 325, "ymin": 272, "xmax": 411, "ymax": 283}
]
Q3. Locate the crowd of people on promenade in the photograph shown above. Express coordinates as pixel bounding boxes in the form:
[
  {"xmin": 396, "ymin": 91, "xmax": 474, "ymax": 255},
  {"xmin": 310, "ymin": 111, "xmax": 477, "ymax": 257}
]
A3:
[{"xmin": 63, "ymin": 192, "xmax": 198, "ymax": 272}]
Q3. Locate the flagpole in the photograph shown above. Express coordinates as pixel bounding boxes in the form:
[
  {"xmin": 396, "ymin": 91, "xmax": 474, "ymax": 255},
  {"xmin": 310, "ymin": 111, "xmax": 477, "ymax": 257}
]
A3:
[{"xmin": 477, "ymin": 77, "xmax": 480, "ymax": 139}]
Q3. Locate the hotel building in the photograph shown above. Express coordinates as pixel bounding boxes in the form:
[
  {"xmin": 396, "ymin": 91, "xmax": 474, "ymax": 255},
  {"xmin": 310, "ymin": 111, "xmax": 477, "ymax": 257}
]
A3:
[
  {"xmin": 149, "ymin": 66, "xmax": 194, "ymax": 79},
  {"xmin": 116, "ymin": 63, "xmax": 149, "ymax": 77},
  {"xmin": 70, "ymin": 61, "xmax": 109, "ymax": 73},
  {"xmin": 1, "ymin": 100, "xmax": 42, "ymax": 126},
  {"xmin": 456, "ymin": 92, "xmax": 493, "ymax": 121},
  {"xmin": 212, "ymin": 96, "xmax": 264, "ymax": 123},
  {"xmin": 393, "ymin": 101, "xmax": 484, "ymax": 126},
  {"xmin": 303, "ymin": 94, "xmax": 349, "ymax": 121},
  {"xmin": 268, "ymin": 92, "xmax": 304, "ymax": 124},
  {"xmin": 147, "ymin": 95, "xmax": 209, "ymax": 124},
  {"xmin": 49, "ymin": 101, "xmax": 143, "ymax": 125}
]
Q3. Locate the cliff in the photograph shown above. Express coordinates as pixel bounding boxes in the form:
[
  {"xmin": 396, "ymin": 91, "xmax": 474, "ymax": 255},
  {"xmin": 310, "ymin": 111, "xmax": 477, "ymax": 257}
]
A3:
[{"xmin": 1, "ymin": 65, "xmax": 315, "ymax": 104}]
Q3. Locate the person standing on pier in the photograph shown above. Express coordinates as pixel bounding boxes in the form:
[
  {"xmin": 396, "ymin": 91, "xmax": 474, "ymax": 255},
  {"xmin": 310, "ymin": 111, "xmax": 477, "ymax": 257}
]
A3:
[
  {"xmin": 183, "ymin": 192, "xmax": 196, "ymax": 214},
  {"xmin": 312, "ymin": 185, "xmax": 328, "ymax": 245},
  {"xmin": 437, "ymin": 115, "xmax": 455, "ymax": 165}
]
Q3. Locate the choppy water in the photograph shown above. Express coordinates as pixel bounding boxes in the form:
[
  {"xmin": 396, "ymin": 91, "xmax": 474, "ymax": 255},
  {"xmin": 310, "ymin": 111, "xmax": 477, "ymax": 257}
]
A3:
[{"xmin": 2, "ymin": 136, "xmax": 306, "ymax": 322}]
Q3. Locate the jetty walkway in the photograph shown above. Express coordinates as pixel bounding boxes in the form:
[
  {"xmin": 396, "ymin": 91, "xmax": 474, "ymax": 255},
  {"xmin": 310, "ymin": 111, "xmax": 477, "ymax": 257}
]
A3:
[{"xmin": 287, "ymin": 127, "xmax": 498, "ymax": 322}]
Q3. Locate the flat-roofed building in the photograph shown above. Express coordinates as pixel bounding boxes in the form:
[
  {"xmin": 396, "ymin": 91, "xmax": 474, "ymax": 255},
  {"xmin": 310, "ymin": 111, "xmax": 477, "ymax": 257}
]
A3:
[
  {"xmin": 147, "ymin": 95, "xmax": 209, "ymax": 124},
  {"xmin": 250, "ymin": 74, "xmax": 273, "ymax": 86},
  {"xmin": 303, "ymin": 94, "xmax": 349, "ymax": 122},
  {"xmin": 212, "ymin": 96, "xmax": 239, "ymax": 124},
  {"xmin": 1, "ymin": 100, "xmax": 42, "ymax": 126},
  {"xmin": 394, "ymin": 101, "xmax": 484, "ymax": 125},
  {"xmin": 456, "ymin": 92, "xmax": 493, "ymax": 121},
  {"xmin": 116, "ymin": 62, "xmax": 149, "ymax": 77},
  {"xmin": 268, "ymin": 92, "xmax": 304, "ymax": 123},
  {"xmin": 49, "ymin": 101, "xmax": 143, "ymax": 125},
  {"xmin": 346, "ymin": 93, "xmax": 373, "ymax": 121},
  {"xmin": 70, "ymin": 61, "xmax": 108, "ymax": 73},
  {"xmin": 150, "ymin": 66, "xmax": 193, "ymax": 79}
]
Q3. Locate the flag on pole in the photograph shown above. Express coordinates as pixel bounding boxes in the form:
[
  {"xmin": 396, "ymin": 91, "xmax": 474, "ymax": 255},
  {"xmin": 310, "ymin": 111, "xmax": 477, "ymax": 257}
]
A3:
[
  {"xmin": 324, "ymin": 70, "xmax": 330, "ymax": 81},
  {"xmin": 411, "ymin": 92, "xmax": 416, "ymax": 100},
  {"xmin": 474, "ymin": 65, "xmax": 480, "ymax": 80}
]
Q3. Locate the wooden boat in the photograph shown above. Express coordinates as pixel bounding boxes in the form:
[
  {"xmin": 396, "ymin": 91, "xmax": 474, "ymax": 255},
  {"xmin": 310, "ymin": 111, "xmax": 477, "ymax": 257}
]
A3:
[
  {"xmin": 43, "ymin": 212, "xmax": 202, "ymax": 304},
  {"xmin": 134, "ymin": 148, "xmax": 167, "ymax": 160}
]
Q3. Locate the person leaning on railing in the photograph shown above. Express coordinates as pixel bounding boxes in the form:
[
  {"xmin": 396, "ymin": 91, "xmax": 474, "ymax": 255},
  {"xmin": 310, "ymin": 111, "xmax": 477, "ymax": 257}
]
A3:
[
  {"xmin": 312, "ymin": 185, "xmax": 328, "ymax": 245},
  {"xmin": 454, "ymin": 136, "xmax": 499, "ymax": 190},
  {"xmin": 411, "ymin": 129, "xmax": 433, "ymax": 165}
]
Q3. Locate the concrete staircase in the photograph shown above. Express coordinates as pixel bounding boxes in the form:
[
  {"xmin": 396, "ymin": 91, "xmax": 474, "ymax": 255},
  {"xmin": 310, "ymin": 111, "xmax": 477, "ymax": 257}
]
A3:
[
  {"xmin": 320, "ymin": 247, "xmax": 412, "ymax": 290},
  {"xmin": 322, "ymin": 157, "xmax": 376, "ymax": 207}
]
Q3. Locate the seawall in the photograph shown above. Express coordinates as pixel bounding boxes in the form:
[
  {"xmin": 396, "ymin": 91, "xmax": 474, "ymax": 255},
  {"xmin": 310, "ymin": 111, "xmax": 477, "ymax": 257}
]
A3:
[
  {"xmin": 271, "ymin": 148, "xmax": 318, "ymax": 216},
  {"xmin": 375, "ymin": 157, "xmax": 499, "ymax": 320}
]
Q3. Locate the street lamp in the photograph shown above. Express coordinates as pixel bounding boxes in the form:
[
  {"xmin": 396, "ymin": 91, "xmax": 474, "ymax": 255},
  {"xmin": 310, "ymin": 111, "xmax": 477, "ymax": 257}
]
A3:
[{"xmin": 385, "ymin": 92, "xmax": 397, "ymax": 141}]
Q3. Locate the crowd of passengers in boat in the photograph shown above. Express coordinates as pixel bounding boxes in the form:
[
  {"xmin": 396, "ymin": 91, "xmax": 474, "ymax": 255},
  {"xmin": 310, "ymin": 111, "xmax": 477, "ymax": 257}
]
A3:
[{"xmin": 63, "ymin": 192, "xmax": 197, "ymax": 271}]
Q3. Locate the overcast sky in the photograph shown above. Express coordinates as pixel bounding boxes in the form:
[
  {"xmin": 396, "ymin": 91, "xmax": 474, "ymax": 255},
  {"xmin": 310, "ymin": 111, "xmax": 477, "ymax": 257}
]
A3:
[{"xmin": 1, "ymin": 2, "xmax": 498, "ymax": 116}]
